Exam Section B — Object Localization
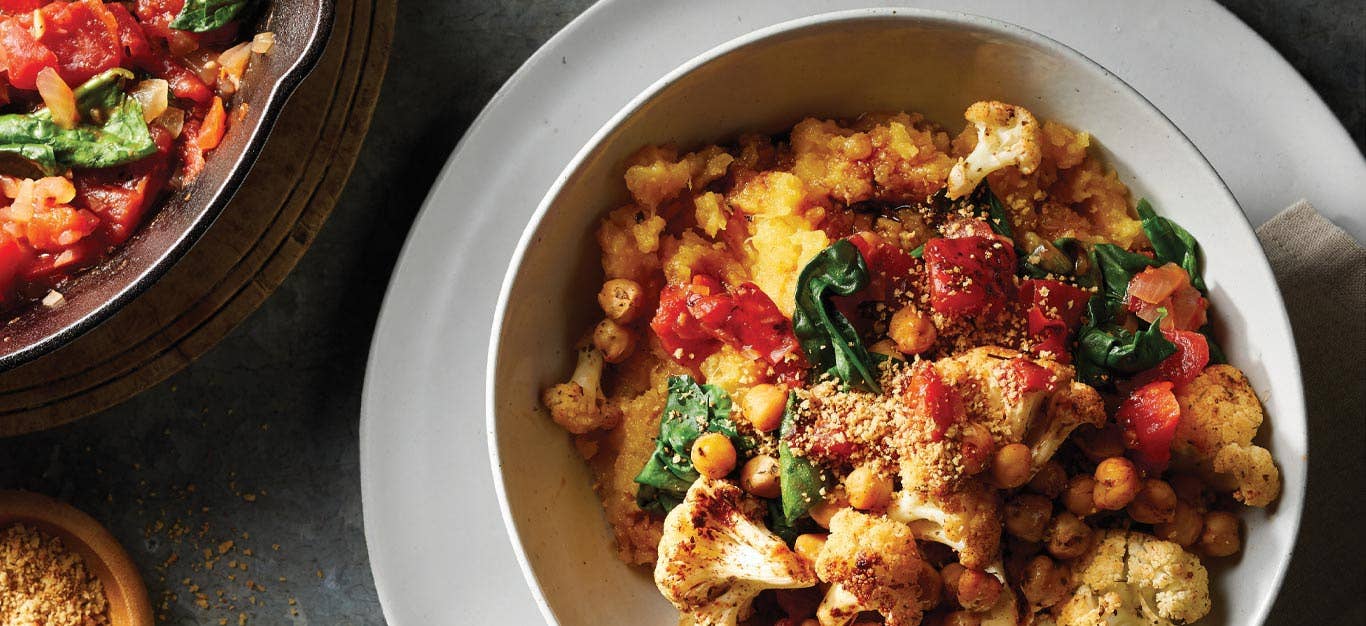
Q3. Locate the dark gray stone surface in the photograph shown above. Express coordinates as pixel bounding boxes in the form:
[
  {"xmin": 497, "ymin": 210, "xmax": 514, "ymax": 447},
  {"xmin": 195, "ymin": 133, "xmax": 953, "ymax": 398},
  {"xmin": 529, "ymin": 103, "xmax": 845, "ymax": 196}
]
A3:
[{"xmin": 0, "ymin": 1, "xmax": 1358, "ymax": 624}]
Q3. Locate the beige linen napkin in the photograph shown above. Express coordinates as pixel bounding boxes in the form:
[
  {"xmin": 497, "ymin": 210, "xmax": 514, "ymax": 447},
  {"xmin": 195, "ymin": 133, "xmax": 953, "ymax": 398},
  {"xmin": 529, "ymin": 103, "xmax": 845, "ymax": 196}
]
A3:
[{"xmin": 1257, "ymin": 201, "xmax": 1365, "ymax": 625}]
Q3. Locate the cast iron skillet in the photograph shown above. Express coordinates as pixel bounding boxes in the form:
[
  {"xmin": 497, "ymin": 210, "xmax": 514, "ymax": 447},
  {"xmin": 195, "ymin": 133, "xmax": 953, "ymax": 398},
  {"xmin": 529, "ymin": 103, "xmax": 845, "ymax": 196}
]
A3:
[{"xmin": 0, "ymin": 0, "xmax": 335, "ymax": 370}]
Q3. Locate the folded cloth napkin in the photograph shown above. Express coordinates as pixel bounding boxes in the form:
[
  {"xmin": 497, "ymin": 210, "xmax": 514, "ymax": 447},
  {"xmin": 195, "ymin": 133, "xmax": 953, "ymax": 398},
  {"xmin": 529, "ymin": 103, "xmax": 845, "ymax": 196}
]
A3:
[{"xmin": 1257, "ymin": 200, "xmax": 1365, "ymax": 625}]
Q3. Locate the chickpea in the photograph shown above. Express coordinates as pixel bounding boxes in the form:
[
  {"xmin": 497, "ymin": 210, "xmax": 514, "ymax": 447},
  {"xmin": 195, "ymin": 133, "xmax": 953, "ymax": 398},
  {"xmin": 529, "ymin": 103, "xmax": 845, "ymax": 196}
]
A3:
[
  {"xmin": 890, "ymin": 304, "xmax": 938, "ymax": 355},
  {"xmin": 1045, "ymin": 512, "xmax": 1092, "ymax": 560},
  {"xmin": 1063, "ymin": 475, "xmax": 1098, "ymax": 517},
  {"xmin": 1127, "ymin": 479, "xmax": 1178, "ymax": 524},
  {"xmin": 1028, "ymin": 460, "xmax": 1067, "ymax": 498},
  {"xmin": 740, "ymin": 383, "xmax": 787, "ymax": 433},
  {"xmin": 940, "ymin": 562, "xmax": 967, "ymax": 601},
  {"xmin": 1075, "ymin": 425, "xmax": 1125, "ymax": 462},
  {"xmin": 958, "ymin": 422, "xmax": 994, "ymax": 476},
  {"xmin": 1020, "ymin": 555, "xmax": 1071, "ymax": 610},
  {"xmin": 1154, "ymin": 502, "xmax": 1202, "ymax": 547},
  {"xmin": 914, "ymin": 560, "xmax": 943, "ymax": 610},
  {"xmin": 1092, "ymin": 457, "xmax": 1141, "ymax": 511},
  {"xmin": 690, "ymin": 433, "xmax": 737, "ymax": 479},
  {"xmin": 845, "ymin": 465, "xmax": 894, "ymax": 511},
  {"xmin": 808, "ymin": 497, "xmax": 847, "ymax": 529},
  {"xmin": 955, "ymin": 568, "xmax": 1003, "ymax": 612},
  {"xmin": 990, "ymin": 443, "xmax": 1032, "ymax": 489},
  {"xmin": 1199, "ymin": 511, "xmax": 1241, "ymax": 557},
  {"xmin": 1005, "ymin": 494, "xmax": 1052, "ymax": 543},
  {"xmin": 740, "ymin": 455, "xmax": 781, "ymax": 499},
  {"xmin": 597, "ymin": 278, "xmax": 644, "ymax": 322},
  {"xmin": 592, "ymin": 318, "xmax": 636, "ymax": 363},
  {"xmin": 942, "ymin": 611, "xmax": 981, "ymax": 626},
  {"xmin": 794, "ymin": 533, "xmax": 827, "ymax": 566}
]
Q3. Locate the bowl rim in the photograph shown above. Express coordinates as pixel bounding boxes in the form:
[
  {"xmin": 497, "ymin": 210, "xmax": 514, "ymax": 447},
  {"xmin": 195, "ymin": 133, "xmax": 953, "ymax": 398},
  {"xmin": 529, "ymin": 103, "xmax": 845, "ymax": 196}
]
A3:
[
  {"xmin": 485, "ymin": 7, "xmax": 1306, "ymax": 625},
  {"xmin": 0, "ymin": 0, "xmax": 337, "ymax": 371}
]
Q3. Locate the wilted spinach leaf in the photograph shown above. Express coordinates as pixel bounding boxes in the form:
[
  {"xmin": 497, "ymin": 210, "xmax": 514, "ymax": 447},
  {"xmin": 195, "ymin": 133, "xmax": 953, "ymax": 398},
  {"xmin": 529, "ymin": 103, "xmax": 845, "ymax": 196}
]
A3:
[
  {"xmin": 1137, "ymin": 199, "xmax": 1206, "ymax": 292},
  {"xmin": 0, "ymin": 71, "xmax": 154, "ymax": 176},
  {"xmin": 778, "ymin": 393, "xmax": 827, "ymax": 524},
  {"xmin": 634, "ymin": 376, "xmax": 750, "ymax": 515},
  {"xmin": 170, "ymin": 0, "xmax": 252, "ymax": 33},
  {"xmin": 1076, "ymin": 297, "xmax": 1177, "ymax": 386},
  {"xmin": 793, "ymin": 240, "xmax": 881, "ymax": 393}
]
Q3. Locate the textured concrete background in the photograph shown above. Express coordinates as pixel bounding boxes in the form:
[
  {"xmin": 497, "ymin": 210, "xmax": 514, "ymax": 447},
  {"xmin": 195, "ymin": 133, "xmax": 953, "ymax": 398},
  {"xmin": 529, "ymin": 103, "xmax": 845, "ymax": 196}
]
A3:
[{"xmin": 0, "ymin": 1, "xmax": 1360, "ymax": 624}]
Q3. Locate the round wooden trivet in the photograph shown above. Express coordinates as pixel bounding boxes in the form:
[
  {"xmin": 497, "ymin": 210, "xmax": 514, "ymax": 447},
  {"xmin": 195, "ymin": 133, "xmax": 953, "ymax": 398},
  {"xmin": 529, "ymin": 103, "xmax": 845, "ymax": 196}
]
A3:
[{"xmin": 0, "ymin": 0, "xmax": 396, "ymax": 437}]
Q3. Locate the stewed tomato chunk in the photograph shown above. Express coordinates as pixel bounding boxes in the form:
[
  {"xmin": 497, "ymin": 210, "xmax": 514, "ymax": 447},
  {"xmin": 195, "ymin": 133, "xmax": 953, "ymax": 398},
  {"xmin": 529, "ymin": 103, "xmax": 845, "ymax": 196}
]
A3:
[
  {"xmin": 1135, "ymin": 329, "xmax": 1209, "ymax": 388},
  {"xmin": 903, "ymin": 361, "xmax": 963, "ymax": 441},
  {"xmin": 1020, "ymin": 278, "xmax": 1092, "ymax": 361},
  {"xmin": 1125, "ymin": 263, "xmax": 1208, "ymax": 331},
  {"xmin": 1116, "ymin": 380, "xmax": 1181, "ymax": 473},
  {"xmin": 923, "ymin": 235, "xmax": 1016, "ymax": 318}
]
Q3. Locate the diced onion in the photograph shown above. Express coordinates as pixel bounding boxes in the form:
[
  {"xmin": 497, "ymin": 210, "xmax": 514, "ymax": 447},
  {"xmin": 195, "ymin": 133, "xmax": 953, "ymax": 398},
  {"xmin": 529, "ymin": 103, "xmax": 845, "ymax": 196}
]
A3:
[
  {"xmin": 28, "ymin": 9, "xmax": 43, "ymax": 40},
  {"xmin": 154, "ymin": 107, "xmax": 186, "ymax": 139},
  {"xmin": 217, "ymin": 42, "xmax": 252, "ymax": 95},
  {"xmin": 36, "ymin": 67, "xmax": 77, "ymax": 130},
  {"xmin": 9, "ymin": 179, "xmax": 35, "ymax": 223},
  {"xmin": 33, "ymin": 176, "xmax": 75, "ymax": 205},
  {"xmin": 130, "ymin": 79, "xmax": 170, "ymax": 122},
  {"xmin": 250, "ymin": 32, "xmax": 275, "ymax": 54},
  {"xmin": 184, "ymin": 50, "xmax": 220, "ymax": 85},
  {"xmin": 42, "ymin": 290, "xmax": 64, "ymax": 309},
  {"xmin": 0, "ymin": 176, "xmax": 21, "ymax": 199},
  {"xmin": 167, "ymin": 30, "xmax": 199, "ymax": 56}
]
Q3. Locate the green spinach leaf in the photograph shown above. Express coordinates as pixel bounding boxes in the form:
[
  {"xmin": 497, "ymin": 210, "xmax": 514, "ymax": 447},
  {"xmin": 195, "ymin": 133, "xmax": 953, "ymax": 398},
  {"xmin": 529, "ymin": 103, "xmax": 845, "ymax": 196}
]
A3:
[
  {"xmin": 778, "ymin": 393, "xmax": 827, "ymax": 524},
  {"xmin": 1137, "ymin": 199, "xmax": 1206, "ymax": 291},
  {"xmin": 792, "ymin": 240, "xmax": 882, "ymax": 393},
  {"xmin": 634, "ymin": 375, "xmax": 750, "ymax": 515},
  {"xmin": 170, "ymin": 0, "xmax": 252, "ymax": 33},
  {"xmin": 0, "ymin": 71, "xmax": 154, "ymax": 176},
  {"xmin": 1075, "ymin": 297, "xmax": 1177, "ymax": 386},
  {"xmin": 982, "ymin": 185, "xmax": 1014, "ymax": 238},
  {"xmin": 1092, "ymin": 243, "xmax": 1158, "ymax": 306}
]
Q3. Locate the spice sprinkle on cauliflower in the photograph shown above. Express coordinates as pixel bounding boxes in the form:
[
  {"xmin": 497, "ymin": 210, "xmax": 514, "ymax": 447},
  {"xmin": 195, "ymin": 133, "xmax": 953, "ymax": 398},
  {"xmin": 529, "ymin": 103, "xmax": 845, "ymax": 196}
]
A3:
[{"xmin": 542, "ymin": 101, "xmax": 1281, "ymax": 626}]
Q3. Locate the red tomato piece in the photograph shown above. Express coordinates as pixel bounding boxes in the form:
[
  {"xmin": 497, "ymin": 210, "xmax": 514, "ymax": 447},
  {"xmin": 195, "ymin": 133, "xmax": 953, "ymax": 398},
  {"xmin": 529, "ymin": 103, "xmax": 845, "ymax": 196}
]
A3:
[
  {"xmin": 133, "ymin": 0, "xmax": 182, "ymax": 39},
  {"xmin": 20, "ymin": 236, "xmax": 103, "ymax": 282},
  {"xmin": 1125, "ymin": 263, "xmax": 1208, "ymax": 331},
  {"xmin": 0, "ymin": 233, "xmax": 30, "ymax": 298},
  {"xmin": 651, "ymin": 278, "xmax": 722, "ymax": 367},
  {"xmin": 0, "ymin": 0, "xmax": 45, "ymax": 15},
  {"xmin": 38, "ymin": 0, "xmax": 124, "ymax": 86},
  {"xmin": 904, "ymin": 362, "xmax": 963, "ymax": 441},
  {"xmin": 74, "ymin": 125, "xmax": 173, "ymax": 245},
  {"xmin": 105, "ymin": 2, "xmax": 152, "ymax": 62},
  {"xmin": 1005, "ymin": 357, "xmax": 1057, "ymax": 395},
  {"xmin": 0, "ymin": 19, "xmax": 59, "ymax": 90},
  {"xmin": 1116, "ymin": 381, "xmax": 1181, "ymax": 473},
  {"xmin": 1134, "ymin": 329, "xmax": 1209, "ymax": 388},
  {"xmin": 923, "ymin": 235, "xmax": 1017, "ymax": 318},
  {"xmin": 727, "ymin": 283, "xmax": 805, "ymax": 367},
  {"xmin": 135, "ymin": 49, "xmax": 212, "ymax": 103},
  {"xmin": 1020, "ymin": 278, "xmax": 1092, "ymax": 361}
]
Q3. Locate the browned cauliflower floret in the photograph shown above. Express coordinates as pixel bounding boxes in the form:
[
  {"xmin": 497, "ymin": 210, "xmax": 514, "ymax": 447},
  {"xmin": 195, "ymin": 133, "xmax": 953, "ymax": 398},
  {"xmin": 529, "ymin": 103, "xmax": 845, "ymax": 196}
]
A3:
[
  {"xmin": 655, "ymin": 479, "xmax": 817, "ymax": 626},
  {"xmin": 887, "ymin": 480, "xmax": 1001, "ymax": 569},
  {"xmin": 815, "ymin": 510, "xmax": 926, "ymax": 626},
  {"xmin": 1172, "ymin": 365, "xmax": 1281, "ymax": 507},
  {"xmin": 1025, "ymin": 381, "xmax": 1105, "ymax": 472},
  {"xmin": 541, "ymin": 347, "xmax": 618, "ymax": 434},
  {"xmin": 1055, "ymin": 530, "xmax": 1210, "ymax": 626},
  {"xmin": 947, "ymin": 101, "xmax": 1043, "ymax": 199}
]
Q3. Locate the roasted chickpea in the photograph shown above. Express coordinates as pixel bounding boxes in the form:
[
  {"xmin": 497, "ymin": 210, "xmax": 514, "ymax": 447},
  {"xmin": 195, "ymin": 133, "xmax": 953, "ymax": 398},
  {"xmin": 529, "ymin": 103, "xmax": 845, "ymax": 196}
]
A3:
[
  {"xmin": 1028, "ymin": 460, "xmax": 1067, "ymax": 498},
  {"xmin": 740, "ymin": 455, "xmax": 781, "ymax": 499},
  {"xmin": 942, "ymin": 611, "xmax": 981, "ymax": 626},
  {"xmin": 740, "ymin": 384, "xmax": 788, "ymax": 433},
  {"xmin": 845, "ymin": 465, "xmax": 894, "ymax": 511},
  {"xmin": 1155, "ymin": 502, "xmax": 1202, "ymax": 547},
  {"xmin": 914, "ymin": 561, "xmax": 943, "ymax": 610},
  {"xmin": 940, "ymin": 562, "xmax": 966, "ymax": 602},
  {"xmin": 1045, "ymin": 512, "xmax": 1092, "ymax": 560},
  {"xmin": 1092, "ymin": 457, "xmax": 1141, "ymax": 510},
  {"xmin": 592, "ymin": 318, "xmax": 636, "ymax": 363},
  {"xmin": 890, "ymin": 304, "xmax": 938, "ymax": 355},
  {"xmin": 1127, "ymin": 479, "xmax": 1178, "ymax": 524},
  {"xmin": 1063, "ymin": 475, "xmax": 1097, "ymax": 517},
  {"xmin": 990, "ymin": 443, "xmax": 1032, "ymax": 489},
  {"xmin": 1199, "ymin": 511, "xmax": 1241, "ymax": 557},
  {"xmin": 794, "ymin": 533, "xmax": 828, "ymax": 566},
  {"xmin": 955, "ymin": 568, "xmax": 1003, "ymax": 612},
  {"xmin": 1020, "ymin": 555, "xmax": 1071, "ymax": 610},
  {"xmin": 690, "ymin": 433, "xmax": 736, "ymax": 479},
  {"xmin": 1005, "ymin": 494, "xmax": 1052, "ymax": 543},
  {"xmin": 597, "ymin": 278, "xmax": 644, "ymax": 322},
  {"xmin": 958, "ymin": 422, "xmax": 994, "ymax": 476},
  {"xmin": 808, "ymin": 497, "xmax": 848, "ymax": 529},
  {"xmin": 1075, "ymin": 425, "xmax": 1125, "ymax": 462}
]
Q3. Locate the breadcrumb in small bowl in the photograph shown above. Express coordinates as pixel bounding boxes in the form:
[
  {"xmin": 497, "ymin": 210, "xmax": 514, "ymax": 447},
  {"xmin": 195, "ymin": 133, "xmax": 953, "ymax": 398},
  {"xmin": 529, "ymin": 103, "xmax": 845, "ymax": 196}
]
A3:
[{"xmin": 0, "ymin": 490, "xmax": 152, "ymax": 626}]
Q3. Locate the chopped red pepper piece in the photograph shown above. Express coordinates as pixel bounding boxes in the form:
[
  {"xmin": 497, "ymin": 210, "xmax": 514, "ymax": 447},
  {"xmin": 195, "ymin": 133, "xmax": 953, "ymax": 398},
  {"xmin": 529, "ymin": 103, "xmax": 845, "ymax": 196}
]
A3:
[
  {"xmin": 1020, "ymin": 278, "xmax": 1092, "ymax": 361},
  {"xmin": 923, "ymin": 235, "xmax": 1017, "ymax": 318},
  {"xmin": 904, "ymin": 362, "xmax": 963, "ymax": 441},
  {"xmin": 1116, "ymin": 380, "xmax": 1181, "ymax": 473}
]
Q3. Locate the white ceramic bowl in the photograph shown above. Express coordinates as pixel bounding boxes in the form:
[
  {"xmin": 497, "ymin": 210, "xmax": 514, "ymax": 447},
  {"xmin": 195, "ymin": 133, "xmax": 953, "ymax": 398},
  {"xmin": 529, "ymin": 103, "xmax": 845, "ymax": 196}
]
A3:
[{"xmin": 488, "ymin": 8, "xmax": 1305, "ymax": 625}]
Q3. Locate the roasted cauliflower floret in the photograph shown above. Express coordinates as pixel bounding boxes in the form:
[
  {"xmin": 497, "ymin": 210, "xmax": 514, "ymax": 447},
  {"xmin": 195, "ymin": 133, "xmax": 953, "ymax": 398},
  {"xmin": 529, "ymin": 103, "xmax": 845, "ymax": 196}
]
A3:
[
  {"xmin": 1211, "ymin": 443, "xmax": 1281, "ymax": 506},
  {"xmin": 947, "ymin": 101, "xmax": 1043, "ymax": 199},
  {"xmin": 541, "ymin": 346, "xmax": 618, "ymax": 434},
  {"xmin": 1024, "ymin": 381, "xmax": 1105, "ymax": 472},
  {"xmin": 814, "ymin": 510, "xmax": 927, "ymax": 626},
  {"xmin": 655, "ymin": 479, "xmax": 817, "ymax": 626},
  {"xmin": 1054, "ymin": 530, "xmax": 1210, "ymax": 626},
  {"xmin": 886, "ymin": 481, "xmax": 1001, "ymax": 569},
  {"xmin": 1172, "ymin": 364, "xmax": 1281, "ymax": 506}
]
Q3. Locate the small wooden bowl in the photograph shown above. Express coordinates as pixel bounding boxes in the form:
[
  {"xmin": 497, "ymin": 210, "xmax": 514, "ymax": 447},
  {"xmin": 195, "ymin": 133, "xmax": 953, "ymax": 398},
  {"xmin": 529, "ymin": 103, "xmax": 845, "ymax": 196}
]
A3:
[{"xmin": 0, "ymin": 491, "xmax": 152, "ymax": 626}]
